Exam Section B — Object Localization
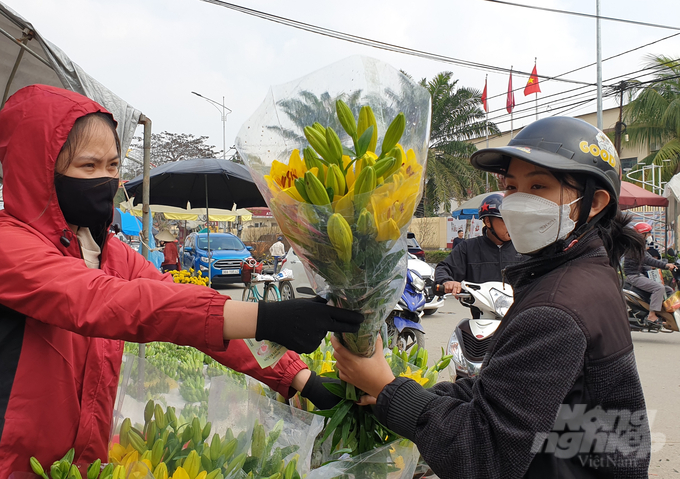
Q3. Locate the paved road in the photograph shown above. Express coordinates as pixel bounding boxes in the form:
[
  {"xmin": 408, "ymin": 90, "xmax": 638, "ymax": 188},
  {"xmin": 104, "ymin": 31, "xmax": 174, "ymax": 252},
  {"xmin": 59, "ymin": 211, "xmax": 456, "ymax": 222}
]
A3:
[{"xmin": 220, "ymin": 284, "xmax": 679, "ymax": 476}]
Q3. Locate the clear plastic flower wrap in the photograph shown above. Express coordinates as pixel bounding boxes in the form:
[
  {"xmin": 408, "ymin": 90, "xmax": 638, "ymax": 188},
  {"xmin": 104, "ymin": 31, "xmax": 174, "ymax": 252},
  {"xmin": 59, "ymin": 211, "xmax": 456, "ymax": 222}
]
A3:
[{"xmin": 236, "ymin": 56, "xmax": 431, "ymax": 356}]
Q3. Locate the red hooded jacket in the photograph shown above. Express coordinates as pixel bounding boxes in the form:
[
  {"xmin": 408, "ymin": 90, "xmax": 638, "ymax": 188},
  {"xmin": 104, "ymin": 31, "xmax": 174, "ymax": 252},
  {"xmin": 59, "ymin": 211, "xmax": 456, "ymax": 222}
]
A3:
[{"xmin": 0, "ymin": 85, "xmax": 306, "ymax": 477}]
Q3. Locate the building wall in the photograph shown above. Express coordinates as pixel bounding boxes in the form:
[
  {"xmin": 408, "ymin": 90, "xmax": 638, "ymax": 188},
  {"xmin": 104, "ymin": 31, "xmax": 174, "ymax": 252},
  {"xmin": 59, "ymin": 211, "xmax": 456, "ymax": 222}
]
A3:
[
  {"xmin": 470, "ymin": 107, "xmax": 651, "ymax": 173},
  {"xmin": 410, "ymin": 217, "xmax": 449, "ymax": 250}
]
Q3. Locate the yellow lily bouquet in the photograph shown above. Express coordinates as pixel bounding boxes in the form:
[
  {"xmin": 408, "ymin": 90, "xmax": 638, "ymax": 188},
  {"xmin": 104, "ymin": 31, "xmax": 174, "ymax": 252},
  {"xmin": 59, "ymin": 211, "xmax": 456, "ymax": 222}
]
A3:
[{"xmin": 237, "ymin": 56, "xmax": 431, "ymax": 357}]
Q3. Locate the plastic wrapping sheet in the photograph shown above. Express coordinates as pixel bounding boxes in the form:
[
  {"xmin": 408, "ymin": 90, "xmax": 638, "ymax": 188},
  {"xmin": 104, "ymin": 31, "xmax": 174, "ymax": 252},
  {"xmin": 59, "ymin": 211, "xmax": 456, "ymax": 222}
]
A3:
[
  {"xmin": 236, "ymin": 56, "xmax": 431, "ymax": 356},
  {"xmin": 306, "ymin": 439, "xmax": 420, "ymax": 479}
]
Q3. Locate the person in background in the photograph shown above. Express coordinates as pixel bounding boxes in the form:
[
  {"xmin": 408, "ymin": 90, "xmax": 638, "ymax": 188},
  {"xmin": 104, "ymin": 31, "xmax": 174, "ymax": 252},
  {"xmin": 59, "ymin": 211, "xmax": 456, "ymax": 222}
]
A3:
[
  {"xmin": 0, "ymin": 85, "xmax": 362, "ymax": 475},
  {"xmin": 452, "ymin": 229, "xmax": 465, "ymax": 249},
  {"xmin": 270, "ymin": 235, "xmax": 285, "ymax": 273},
  {"xmin": 645, "ymin": 231, "xmax": 661, "ymax": 259},
  {"xmin": 111, "ymin": 223, "xmax": 126, "ymax": 243},
  {"xmin": 624, "ymin": 222, "xmax": 676, "ymax": 325},
  {"xmin": 435, "ymin": 194, "xmax": 524, "ymax": 317},
  {"xmin": 155, "ymin": 229, "xmax": 181, "ymax": 272}
]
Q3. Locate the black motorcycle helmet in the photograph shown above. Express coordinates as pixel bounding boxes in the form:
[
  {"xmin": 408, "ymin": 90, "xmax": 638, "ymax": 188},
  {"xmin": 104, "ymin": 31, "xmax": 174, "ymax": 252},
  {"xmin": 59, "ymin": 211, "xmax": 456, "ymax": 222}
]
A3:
[
  {"xmin": 478, "ymin": 193, "xmax": 507, "ymax": 243},
  {"xmin": 470, "ymin": 117, "xmax": 621, "ymax": 230},
  {"xmin": 478, "ymin": 193, "xmax": 503, "ymax": 219}
]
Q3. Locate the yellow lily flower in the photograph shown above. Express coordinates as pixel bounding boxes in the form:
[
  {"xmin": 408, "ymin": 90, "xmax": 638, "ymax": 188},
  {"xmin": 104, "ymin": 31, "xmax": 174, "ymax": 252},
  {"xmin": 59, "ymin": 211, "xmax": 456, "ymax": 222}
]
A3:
[
  {"xmin": 376, "ymin": 218, "xmax": 400, "ymax": 242},
  {"xmin": 334, "ymin": 188, "xmax": 355, "ymax": 224},
  {"xmin": 264, "ymin": 149, "xmax": 310, "ymax": 199},
  {"xmin": 274, "ymin": 150, "xmax": 307, "ymax": 188},
  {"xmin": 195, "ymin": 471, "xmax": 207, "ymax": 479},
  {"xmin": 399, "ymin": 366, "xmax": 428, "ymax": 386},
  {"xmin": 342, "ymin": 155, "xmax": 356, "ymax": 189},
  {"xmin": 402, "ymin": 148, "xmax": 422, "ymax": 179},
  {"xmin": 320, "ymin": 360, "xmax": 335, "ymax": 374},
  {"xmin": 109, "ymin": 443, "xmax": 136, "ymax": 464},
  {"xmin": 171, "ymin": 467, "xmax": 190, "ymax": 479},
  {"xmin": 123, "ymin": 450, "xmax": 140, "ymax": 470}
]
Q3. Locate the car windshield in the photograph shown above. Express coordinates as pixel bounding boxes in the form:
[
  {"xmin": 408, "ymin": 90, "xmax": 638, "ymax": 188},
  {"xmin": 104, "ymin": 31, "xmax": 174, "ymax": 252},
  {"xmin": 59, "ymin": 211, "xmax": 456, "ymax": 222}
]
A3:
[
  {"xmin": 197, "ymin": 236, "xmax": 244, "ymax": 251},
  {"xmin": 407, "ymin": 237, "xmax": 421, "ymax": 249}
]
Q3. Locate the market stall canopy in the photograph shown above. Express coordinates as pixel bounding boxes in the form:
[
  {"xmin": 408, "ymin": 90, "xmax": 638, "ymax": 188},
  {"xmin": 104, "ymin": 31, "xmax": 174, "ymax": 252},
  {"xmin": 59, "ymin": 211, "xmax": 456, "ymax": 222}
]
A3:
[
  {"xmin": 664, "ymin": 173, "xmax": 680, "ymax": 202},
  {"xmin": 119, "ymin": 199, "xmax": 253, "ymax": 222},
  {"xmin": 619, "ymin": 181, "xmax": 668, "ymax": 210},
  {"xmin": 451, "ymin": 191, "xmax": 504, "ymax": 219},
  {"xmin": 0, "ymin": 2, "xmax": 142, "ymax": 183}
]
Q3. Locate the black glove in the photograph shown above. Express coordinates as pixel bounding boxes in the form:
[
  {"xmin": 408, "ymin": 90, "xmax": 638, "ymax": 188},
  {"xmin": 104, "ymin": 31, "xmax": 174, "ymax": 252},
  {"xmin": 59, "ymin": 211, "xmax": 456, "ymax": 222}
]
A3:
[
  {"xmin": 300, "ymin": 371, "xmax": 343, "ymax": 410},
  {"xmin": 256, "ymin": 297, "xmax": 363, "ymax": 354}
]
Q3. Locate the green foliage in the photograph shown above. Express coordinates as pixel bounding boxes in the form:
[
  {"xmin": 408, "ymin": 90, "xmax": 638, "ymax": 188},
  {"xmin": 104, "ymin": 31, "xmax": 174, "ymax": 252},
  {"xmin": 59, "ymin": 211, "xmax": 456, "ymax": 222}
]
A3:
[
  {"xmin": 424, "ymin": 250, "xmax": 450, "ymax": 264},
  {"xmin": 418, "ymin": 72, "xmax": 500, "ymax": 215},
  {"xmin": 625, "ymin": 54, "xmax": 680, "ymax": 184}
]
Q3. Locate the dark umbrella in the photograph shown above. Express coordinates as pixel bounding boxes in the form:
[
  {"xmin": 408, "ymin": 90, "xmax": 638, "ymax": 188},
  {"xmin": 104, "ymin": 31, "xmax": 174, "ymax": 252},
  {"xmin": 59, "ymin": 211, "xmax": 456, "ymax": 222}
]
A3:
[
  {"xmin": 124, "ymin": 158, "xmax": 266, "ymax": 210},
  {"xmin": 125, "ymin": 158, "xmax": 266, "ymax": 285}
]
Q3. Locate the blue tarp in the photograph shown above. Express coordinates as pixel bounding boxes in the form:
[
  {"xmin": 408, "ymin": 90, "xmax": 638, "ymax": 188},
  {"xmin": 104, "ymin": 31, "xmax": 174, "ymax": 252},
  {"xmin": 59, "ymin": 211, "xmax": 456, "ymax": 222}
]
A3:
[
  {"xmin": 115, "ymin": 208, "xmax": 142, "ymax": 236},
  {"xmin": 128, "ymin": 213, "xmax": 163, "ymax": 270},
  {"xmin": 451, "ymin": 208, "xmax": 480, "ymax": 219}
]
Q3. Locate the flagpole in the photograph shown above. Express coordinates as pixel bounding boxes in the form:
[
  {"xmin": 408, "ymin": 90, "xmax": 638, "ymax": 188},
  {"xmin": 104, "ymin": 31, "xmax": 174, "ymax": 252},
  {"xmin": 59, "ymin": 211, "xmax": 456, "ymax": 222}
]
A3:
[
  {"xmin": 485, "ymin": 75, "xmax": 489, "ymax": 192},
  {"xmin": 534, "ymin": 58, "xmax": 538, "ymax": 120},
  {"xmin": 510, "ymin": 66, "xmax": 514, "ymax": 140}
]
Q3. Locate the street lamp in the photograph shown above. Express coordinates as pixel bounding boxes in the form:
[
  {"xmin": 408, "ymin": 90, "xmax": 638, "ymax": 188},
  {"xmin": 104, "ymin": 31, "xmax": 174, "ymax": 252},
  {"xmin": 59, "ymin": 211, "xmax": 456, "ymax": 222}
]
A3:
[{"xmin": 191, "ymin": 91, "xmax": 232, "ymax": 159}]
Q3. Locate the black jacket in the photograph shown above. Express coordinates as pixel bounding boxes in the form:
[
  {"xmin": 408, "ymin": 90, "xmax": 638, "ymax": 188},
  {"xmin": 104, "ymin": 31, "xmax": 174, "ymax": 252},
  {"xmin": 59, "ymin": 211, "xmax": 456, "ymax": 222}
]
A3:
[
  {"xmin": 623, "ymin": 250, "xmax": 667, "ymax": 277},
  {"xmin": 375, "ymin": 232, "xmax": 650, "ymax": 478},
  {"xmin": 435, "ymin": 229, "xmax": 524, "ymax": 285}
]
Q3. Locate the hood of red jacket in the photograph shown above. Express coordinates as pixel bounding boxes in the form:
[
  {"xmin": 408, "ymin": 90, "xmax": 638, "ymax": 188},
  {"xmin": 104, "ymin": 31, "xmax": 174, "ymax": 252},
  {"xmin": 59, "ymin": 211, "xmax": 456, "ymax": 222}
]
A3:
[{"xmin": 0, "ymin": 85, "xmax": 116, "ymax": 256}]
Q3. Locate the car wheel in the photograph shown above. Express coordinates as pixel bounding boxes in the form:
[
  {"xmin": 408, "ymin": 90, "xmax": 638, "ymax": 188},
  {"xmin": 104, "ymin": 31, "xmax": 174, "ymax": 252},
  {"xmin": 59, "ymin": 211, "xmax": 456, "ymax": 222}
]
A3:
[
  {"xmin": 423, "ymin": 308, "xmax": 438, "ymax": 316},
  {"xmin": 279, "ymin": 281, "xmax": 294, "ymax": 301}
]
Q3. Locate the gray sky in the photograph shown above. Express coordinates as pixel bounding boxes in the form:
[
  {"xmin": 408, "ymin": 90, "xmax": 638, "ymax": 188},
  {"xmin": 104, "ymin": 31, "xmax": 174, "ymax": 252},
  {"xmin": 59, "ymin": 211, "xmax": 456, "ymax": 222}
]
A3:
[{"xmin": 13, "ymin": 0, "xmax": 680, "ymax": 155}]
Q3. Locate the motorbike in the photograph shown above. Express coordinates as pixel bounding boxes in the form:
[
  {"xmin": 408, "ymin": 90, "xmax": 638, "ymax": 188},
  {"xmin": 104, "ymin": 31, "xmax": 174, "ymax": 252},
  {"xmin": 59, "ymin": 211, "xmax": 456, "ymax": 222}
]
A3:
[
  {"xmin": 623, "ymin": 258, "xmax": 680, "ymax": 333},
  {"xmin": 440, "ymin": 281, "xmax": 514, "ymax": 380},
  {"xmin": 407, "ymin": 253, "xmax": 446, "ymax": 315},
  {"xmin": 385, "ymin": 268, "xmax": 427, "ymax": 353}
]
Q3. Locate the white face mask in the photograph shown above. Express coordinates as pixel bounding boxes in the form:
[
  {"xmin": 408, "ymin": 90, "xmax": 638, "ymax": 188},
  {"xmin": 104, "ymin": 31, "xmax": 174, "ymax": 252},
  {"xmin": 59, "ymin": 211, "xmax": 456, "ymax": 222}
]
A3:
[
  {"xmin": 499, "ymin": 193, "xmax": 582, "ymax": 254},
  {"xmin": 646, "ymin": 236, "xmax": 654, "ymax": 246}
]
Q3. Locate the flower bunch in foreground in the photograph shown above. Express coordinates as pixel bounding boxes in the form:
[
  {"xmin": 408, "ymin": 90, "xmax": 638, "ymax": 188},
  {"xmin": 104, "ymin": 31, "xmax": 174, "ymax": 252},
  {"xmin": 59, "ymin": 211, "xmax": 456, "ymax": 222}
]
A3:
[{"xmin": 264, "ymin": 100, "xmax": 423, "ymax": 356}]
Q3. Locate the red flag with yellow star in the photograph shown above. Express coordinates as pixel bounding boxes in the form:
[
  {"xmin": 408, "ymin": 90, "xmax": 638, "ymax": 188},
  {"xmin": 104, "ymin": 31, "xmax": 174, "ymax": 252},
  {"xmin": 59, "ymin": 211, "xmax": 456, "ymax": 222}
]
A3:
[{"xmin": 524, "ymin": 65, "xmax": 541, "ymax": 96}]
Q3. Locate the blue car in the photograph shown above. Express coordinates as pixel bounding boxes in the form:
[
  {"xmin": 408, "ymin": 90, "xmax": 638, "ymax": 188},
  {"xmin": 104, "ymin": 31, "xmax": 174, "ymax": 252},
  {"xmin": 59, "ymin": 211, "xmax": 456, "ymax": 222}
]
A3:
[{"xmin": 182, "ymin": 233, "xmax": 252, "ymax": 285}]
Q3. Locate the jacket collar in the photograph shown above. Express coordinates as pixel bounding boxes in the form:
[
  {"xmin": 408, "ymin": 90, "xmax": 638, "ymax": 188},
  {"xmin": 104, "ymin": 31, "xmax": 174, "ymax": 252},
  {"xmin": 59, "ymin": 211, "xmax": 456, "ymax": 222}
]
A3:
[{"xmin": 504, "ymin": 230, "xmax": 607, "ymax": 291}]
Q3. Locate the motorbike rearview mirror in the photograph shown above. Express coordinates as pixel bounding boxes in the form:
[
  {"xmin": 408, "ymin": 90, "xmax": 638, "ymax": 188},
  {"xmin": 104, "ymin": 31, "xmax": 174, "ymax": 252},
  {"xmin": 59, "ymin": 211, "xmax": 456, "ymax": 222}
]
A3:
[{"xmin": 667, "ymin": 248, "xmax": 676, "ymax": 257}]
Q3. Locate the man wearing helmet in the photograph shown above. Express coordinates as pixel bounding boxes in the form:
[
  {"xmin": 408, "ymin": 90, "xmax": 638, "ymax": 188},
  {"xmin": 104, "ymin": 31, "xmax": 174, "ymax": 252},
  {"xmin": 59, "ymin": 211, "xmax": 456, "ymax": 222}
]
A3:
[
  {"xmin": 435, "ymin": 193, "xmax": 524, "ymax": 317},
  {"xmin": 624, "ymin": 222, "xmax": 677, "ymax": 324},
  {"xmin": 331, "ymin": 117, "xmax": 651, "ymax": 479}
]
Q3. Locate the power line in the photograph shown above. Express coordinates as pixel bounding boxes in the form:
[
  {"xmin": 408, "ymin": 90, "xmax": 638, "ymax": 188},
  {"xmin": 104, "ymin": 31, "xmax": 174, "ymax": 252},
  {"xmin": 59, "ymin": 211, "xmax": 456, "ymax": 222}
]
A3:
[
  {"xmin": 484, "ymin": 0, "xmax": 680, "ymax": 31},
  {"xmin": 200, "ymin": 0, "xmax": 591, "ymax": 85},
  {"xmin": 483, "ymin": 60, "xmax": 677, "ymax": 119},
  {"xmin": 483, "ymin": 32, "xmax": 680, "ymax": 103},
  {"xmin": 476, "ymin": 71, "xmax": 680, "ymax": 141}
]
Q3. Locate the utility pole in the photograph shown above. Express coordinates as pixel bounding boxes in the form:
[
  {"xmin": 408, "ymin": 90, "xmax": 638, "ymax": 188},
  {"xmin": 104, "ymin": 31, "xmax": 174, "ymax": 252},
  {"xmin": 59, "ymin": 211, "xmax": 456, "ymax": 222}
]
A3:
[{"xmin": 596, "ymin": 0, "xmax": 603, "ymax": 129}]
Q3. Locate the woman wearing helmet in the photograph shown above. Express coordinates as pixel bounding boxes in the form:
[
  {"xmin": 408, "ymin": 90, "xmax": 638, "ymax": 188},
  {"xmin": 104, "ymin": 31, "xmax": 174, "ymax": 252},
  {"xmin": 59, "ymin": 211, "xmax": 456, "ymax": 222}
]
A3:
[
  {"xmin": 434, "ymin": 193, "xmax": 524, "ymax": 317},
  {"xmin": 332, "ymin": 117, "xmax": 650, "ymax": 478},
  {"xmin": 624, "ymin": 222, "xmax": 676, "ymax": 325}
]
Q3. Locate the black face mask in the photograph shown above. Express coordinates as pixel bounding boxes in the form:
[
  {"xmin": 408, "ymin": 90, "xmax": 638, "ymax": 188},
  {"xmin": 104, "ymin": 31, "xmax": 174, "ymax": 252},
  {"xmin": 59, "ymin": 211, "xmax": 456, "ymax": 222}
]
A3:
[{"xmin": 54, "ymin": 176, "xmax": 118, "ymax": 229}]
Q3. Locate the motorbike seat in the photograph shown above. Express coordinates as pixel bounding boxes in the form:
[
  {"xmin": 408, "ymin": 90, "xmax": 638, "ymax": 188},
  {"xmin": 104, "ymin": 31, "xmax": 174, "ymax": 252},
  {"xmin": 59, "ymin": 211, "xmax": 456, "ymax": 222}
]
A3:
[{"xmin": 623, "ymin": 281, "xmax": 652, "ymax": 303}]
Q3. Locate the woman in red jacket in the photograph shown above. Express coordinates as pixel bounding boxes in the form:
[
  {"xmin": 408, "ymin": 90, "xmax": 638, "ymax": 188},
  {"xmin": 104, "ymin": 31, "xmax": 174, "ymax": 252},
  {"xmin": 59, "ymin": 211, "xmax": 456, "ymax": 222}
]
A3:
[
  {"xmin": 155, "ymin": 230, "xmax": 181, "ymax": 272},
  {"xmin": 0, "ymin": 85, "xmax": 361, "ymax": 477}
]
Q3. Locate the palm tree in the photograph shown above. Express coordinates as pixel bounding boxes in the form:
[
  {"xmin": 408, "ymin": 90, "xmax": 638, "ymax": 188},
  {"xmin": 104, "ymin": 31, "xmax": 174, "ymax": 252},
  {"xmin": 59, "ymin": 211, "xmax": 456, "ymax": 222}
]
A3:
[
  {"xmin": 419, "ymin": 72, "xmax": 499, "ymax": 216},
  {"xmin": 625, "ymin": 55, "xmax": 680, "ymax": 184},
  {"xmin": 269, "ymin": 90, "xmax": 363, "ymax": 144}
]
